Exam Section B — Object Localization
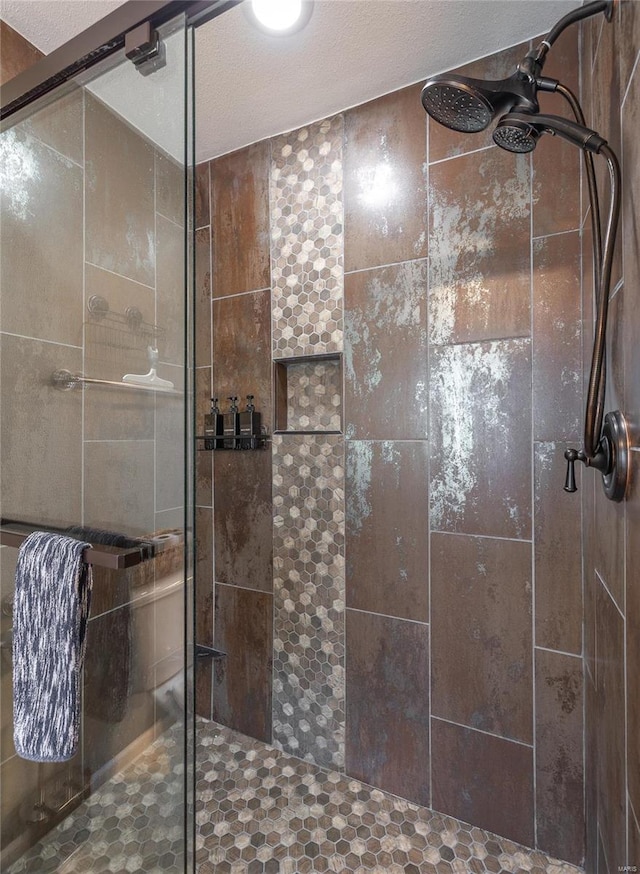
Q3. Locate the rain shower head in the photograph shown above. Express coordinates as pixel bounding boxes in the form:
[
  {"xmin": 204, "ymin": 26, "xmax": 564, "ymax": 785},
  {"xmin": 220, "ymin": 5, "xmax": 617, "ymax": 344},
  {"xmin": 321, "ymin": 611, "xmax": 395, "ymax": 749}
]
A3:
[
  {"xmin": 492, "ymin": 111, "xmax": 608, "ymax": 155},
  {"xmin": 420, "ymin": 71, "xmax": 540, "ymax": 134}
]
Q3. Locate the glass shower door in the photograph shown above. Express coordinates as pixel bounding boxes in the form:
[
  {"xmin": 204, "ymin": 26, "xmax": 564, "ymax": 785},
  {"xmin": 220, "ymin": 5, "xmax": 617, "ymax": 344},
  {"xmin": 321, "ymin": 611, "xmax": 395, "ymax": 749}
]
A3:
[{"xmin": 0, "ymin": 13, "xmax": 195, "ymax": 873}]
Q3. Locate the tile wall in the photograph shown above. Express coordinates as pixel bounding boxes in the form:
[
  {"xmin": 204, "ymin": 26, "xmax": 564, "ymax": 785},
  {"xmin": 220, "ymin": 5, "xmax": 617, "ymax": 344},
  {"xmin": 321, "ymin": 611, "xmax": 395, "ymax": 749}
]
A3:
[
  {"xmin": 581, "ymin": 3, "xmax": 640, "ymax": 871},
  {"xmin": 194, "ymin": 22, "xmax": 605, "ymax": 866},
  {"xmin": 0, "ymin": 33, "xmax": 187, "ymax": 866}
]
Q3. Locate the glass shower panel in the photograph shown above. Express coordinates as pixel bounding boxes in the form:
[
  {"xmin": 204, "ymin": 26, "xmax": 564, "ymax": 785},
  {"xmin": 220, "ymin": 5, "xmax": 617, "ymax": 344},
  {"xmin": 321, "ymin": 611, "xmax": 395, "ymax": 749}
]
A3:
[{"xmin": 0, "ymin": 14, "xmax": 195, "ymax": 873}]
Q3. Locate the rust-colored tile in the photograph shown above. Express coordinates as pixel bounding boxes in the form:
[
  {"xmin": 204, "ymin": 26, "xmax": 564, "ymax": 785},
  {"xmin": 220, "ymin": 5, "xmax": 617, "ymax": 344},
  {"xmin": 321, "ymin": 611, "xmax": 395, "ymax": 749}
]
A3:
[
  {"xmin": 84, "ymin": 441, "xmax": 154, "ymax": 536},
  {"xmin": 431, "ymin": 533, "xmax": 532, "ymax": 744},
  {"xmin": 344, "ymin": 260, "xmax": 427, "ymax": 440},
  {"xmin": 212, "ymin": 289, "xmax": 272, "ymax": 432},
  {"xmin": 429, "ymin": 147, "xmax": 530, "ymax": 346},
  {"xmin": 85, "ymin": 94, "xmax": 155, "ymax": 286},
  {"xmin": 630, "ymin": 805, "xmax": 640, "ymax": 872},
  {"xmin": 196, "ymin": 660, "xmax": 213, "ymax": 720},
  {"xmin": 196, "ymin": 367, "xmax": 213, "ymax": 508},
  {"xmin": 345, "ymin": 609, "xmax": 430, "ymax": 807},
  {"xmin": 346, "ymin": 441, "xmax": 428, "ymax": 621},
  {"xmin": 212, "ymin": 584, "xmax": 273, "ymax": 743},
  {"xmin": 533, "ymin": 27, "xmax": 581, "ymax": 238},
  {"xmin": 622, "ymin": 62, "xmax": 640, "ymax": 449},
  {"xmin": 533, "ymin": 231, "xmax": 582, "ymax": 441},
  {"xmin": 0, "ymin": 21, "xmax": 42, "ymax": 85},
  {"xmin": 156, "ymin": 388, "xmax": 184, "ymax": 513},
  {"xmin": 618, "ymin": 0, "xmax": 640, "ymax": 100},
  {"xmin": 1, "ymin": 127, "xmax": 83, "ymax": 346},
  {"xmin": 585, "ymin": 671, "xmax": 598, "ymax": 874},
  {"xmin": 195, "ymin": 225, "xmax": 212, "ymax": 368},
  {"xmin": 429, "ymin": 339, "xmax": 531, "ymax": 539},
  {"xmin": 427, "ymin": 42, "xmax": 529, "ymax": 164},
  {"xmin": 195, "ymin": 160, "xmax": 210, "ymax": 229},
  {"xmin": 627, "ymin": 452, "xmax": 640, "ymax": 820},
  {"xmin": 595, "ymin": 576, "xmax": 626, "ymax": 871},
  {"xmin": 534, "ymin": 443, "xmax": 582, "ymax": 654},
  {"xmin": 196, "ymin": 506, "xmax": 213, "ymax": 607},
  {"xmin": 535, "ymin": 649, "xmax": 584, "ymax": 865},
  {"xmin": 211, "ymin": 141, "xmax": 270, "ymax": 297},
  {"xmin": 344, "ymin": 84, "xmax": 426, "ymax": 272},
  {"xmin": 431, "ymin": 717, "xmax": 534, "ymax": 848},
  {"xmin": 214, "ymin": 449, "xmax": 273, "ymax": 593}
]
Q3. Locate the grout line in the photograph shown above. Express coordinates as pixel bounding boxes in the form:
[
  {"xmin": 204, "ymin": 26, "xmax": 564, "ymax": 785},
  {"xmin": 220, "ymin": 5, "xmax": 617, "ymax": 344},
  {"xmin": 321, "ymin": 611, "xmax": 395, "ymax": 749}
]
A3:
[
  {"xmin": 430, "ymin": 529, "xmax": 533, "ymax": 546},
  {"xmin": 595, "ymin": 569, "xmax": 625, "ymax": 621},
  {"xmin": 80, "ymin": 86, "xmax": 86, "ymax": 776},
  {"xmin": 531, "ymin": 227, "xmax": 582, "ymax": 243},
  {"xmin": 344, "ymin": 255, "xmax": 428, "ymax": 278},
  {"xmin": 214, "ymin": 580, "xmax": 273, "ymax": 598},
  {"xmin": 84, "ymin": 438, "xmax": 155, "ymax": 444},
  {"xmin": 425, "ymin": 108, "xmax": 433, "ymax": 812},
  {"xmin": 430, "ymin": 334, "xmax": 531, "ymax": 350},
  {"xmin": 84, "ymin": 260, "xmax": 155, "ymax": 291},
  {"xmin": 430, "ymin": 715, "xmax": 534, "ymax": 750},
  {"xmin": 529, "ymin": 144, "xmax": 538, "ymax": 850},
  {"xmin": 156, "ymin": 209, "xmax": 185, "ymax": 230},
  {"xmin": 534, "ymin": 644, "xmax": 583, "ymax": 661},
  {"xmin": 621, "ymin": 48, "xmax": 640, "ymax": 109},
  {"xmin": 0, "ymin": 331, "xmax": 81, "ymax": 350},
  {"xmin": 346, "ymin": 606, "xmax": 428, "ymax": 628},
  {"xmin": 428, "ymin": 142, "xmax": 496, "ymax": 167},
  {"xmin": 211, "ymin": 286, "xmax": 271, "ymax": 303},
  {"xmin": 18, "ymin": 125, "xmax": 84, "ymax": 170}
]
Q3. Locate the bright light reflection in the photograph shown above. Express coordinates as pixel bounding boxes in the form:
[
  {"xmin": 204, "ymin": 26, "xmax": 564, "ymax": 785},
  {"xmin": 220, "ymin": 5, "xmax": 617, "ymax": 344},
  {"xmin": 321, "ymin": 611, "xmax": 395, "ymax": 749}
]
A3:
[
  {"xmin": 358, "ymin": 162, "xmax": 398, "ymax": 208},
  {"xmin": 251, "ymin": 0, "xmax": 303, "ymax": 32}
]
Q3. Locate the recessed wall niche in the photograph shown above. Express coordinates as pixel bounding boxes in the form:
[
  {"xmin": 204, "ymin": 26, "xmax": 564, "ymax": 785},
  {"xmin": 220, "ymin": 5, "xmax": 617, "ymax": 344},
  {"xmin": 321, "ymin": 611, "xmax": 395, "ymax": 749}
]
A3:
[{"xmin": 274, "ymin": 354, "xmax": 342, "ymax": 434}]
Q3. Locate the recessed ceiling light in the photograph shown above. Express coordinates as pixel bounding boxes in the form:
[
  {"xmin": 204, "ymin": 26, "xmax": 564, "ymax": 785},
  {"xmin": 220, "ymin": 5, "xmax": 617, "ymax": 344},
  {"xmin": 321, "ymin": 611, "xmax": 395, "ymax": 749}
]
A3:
[{"xmin": 245, "ymin": 0, "xmax": 313, "ymax": 35}]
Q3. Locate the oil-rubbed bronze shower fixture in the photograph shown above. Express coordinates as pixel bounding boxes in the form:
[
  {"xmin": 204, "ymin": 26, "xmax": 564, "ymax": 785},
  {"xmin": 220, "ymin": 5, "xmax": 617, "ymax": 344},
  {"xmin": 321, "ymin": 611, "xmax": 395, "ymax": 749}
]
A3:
[{"xmin": 422, "ymin": 0, "xmax": 631, "ymax": 502}]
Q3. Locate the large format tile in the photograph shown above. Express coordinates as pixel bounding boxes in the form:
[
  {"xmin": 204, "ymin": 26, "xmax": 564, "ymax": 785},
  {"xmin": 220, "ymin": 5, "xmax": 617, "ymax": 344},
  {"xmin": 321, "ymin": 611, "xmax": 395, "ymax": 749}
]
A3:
[
  {"xmin": 344, "ymin": 84, "xmax": 426, "ymax": 272},
  {"xmin": 532, "ymin": 231, "xmax": 582, "ymax": 442},
  {"xmin": 628, "ymin": 453, "xmax": 640, "ymax": 827},
  {"xmin": 212, "ymin": 289, "xmax": 272, "ymax": 432},
  {"xmin": 0, "ymin": 128, "xmax": 83, "ymax": 346},
  {"xmin": 345, "ymin": 609, "xmax": 430, "ymax": 807},
  {"xmin": 214, "ymin": 449, "xmax": 273, "ymax": 593},
  {"xmin": 0, "ymin": 21, "xmax": 42, "ymax": 84},
  {"xmin": 595, "ymin": 577, "xmax": 626, "ymax": 871},
  {"xmin": 535, "ymin": 649, "xmax": 584, "ymax": 865},
  {"xmin": 85, "ymin": 94, "xmax": 155, "ymax": 286},
  {"xmin": 155, "ymin": 150, "xmax": 184, "ymax": 227},
  {"xmin": 533, "ymin": 27, "xmax": 581, "ymax": 238},
  {"xmin": 22, "ymin": 89, "xmax": 84, "ymax": 166},
  {"xmin": 534, "ymin": 443, "xmax": 582, "ymax": 654},
  {"xmin": 195, "ymin": 226, "xmax": 212, "ymax": 368},
  {"xmin": 428, "ymin": 146, "xmax": 530, "ymax": 346},
  {"xmin": 212, "ymin": 584, "xmax": 273, "ymax": 743},
  {"xmin": 344, "ymin": 260, "xmax": 428, "ymax": 440},
  {"xmin": 0, "ymin": 335, "xmax": 82, "ymax": 526},
  {"xmin": 431, "ymin": 533, "xmax": 532, "ymax": 744},
  {"xmin": 431, "ymin": 717, "xmax": 534, "ymax": 849},
  {"xmin": 84, "ymin": 440, "xmax": 154, "ymax": 536},
  {"xmin": 211, "ymin": 141, "xmax": 270, "ymax": 298},
  {"xmin": 156, "ymin": 213, "xmax": 186, "ymax": 367},
  {"xmin": 271, "ymin": 116, "xmax": 343, "ymax": 359},
  {"xmin": 194, "ymin": 161, "xmax": 210, "ymax": 230},
  {"xmin": 430, "ymin": 338, "xmax": 532, "ymax": 539},
  {"xmin": 345, "ymin": 441, "xmax": 428, "ymax": 621}
]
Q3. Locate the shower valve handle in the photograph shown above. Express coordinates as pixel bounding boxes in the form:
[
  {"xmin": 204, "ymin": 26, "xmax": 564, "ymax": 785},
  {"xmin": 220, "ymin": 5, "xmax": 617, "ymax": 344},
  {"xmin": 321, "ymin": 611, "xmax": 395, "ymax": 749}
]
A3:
[{"xmin": 563, "ymin": 448, "xmax": 587, "ymax": 493}]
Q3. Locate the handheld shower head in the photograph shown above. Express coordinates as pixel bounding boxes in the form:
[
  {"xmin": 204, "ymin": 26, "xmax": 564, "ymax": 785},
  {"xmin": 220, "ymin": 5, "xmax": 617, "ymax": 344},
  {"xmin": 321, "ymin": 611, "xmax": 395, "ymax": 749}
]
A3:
[
  {"xmin": 421, "ymin": 71, "xmax": 540, "ymax": 133},
  {"xmin": 492, "ymin": 111, "xmax": 608, "ymax": 154}
]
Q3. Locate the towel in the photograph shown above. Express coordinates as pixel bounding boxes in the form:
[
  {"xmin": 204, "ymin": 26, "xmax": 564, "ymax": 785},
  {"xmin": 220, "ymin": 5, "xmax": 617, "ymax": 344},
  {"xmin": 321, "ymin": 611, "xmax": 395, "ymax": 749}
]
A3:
[{"xmin": 13, "ymin": 531, "xmax": 93, "ymax": 762}]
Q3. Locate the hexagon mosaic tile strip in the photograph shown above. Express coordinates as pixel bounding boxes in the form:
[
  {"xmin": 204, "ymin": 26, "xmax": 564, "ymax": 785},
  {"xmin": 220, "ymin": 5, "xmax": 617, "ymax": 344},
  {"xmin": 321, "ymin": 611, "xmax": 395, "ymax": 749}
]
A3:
[
  {"xmin": 196, "ymin": 721, "xmax": 583, "ymax": 874},
  {"xmin": 272, "ymin": 435, "xmax": 346, "ymax": 770},
  {"xmin": 271, "ymin": 116, "xmax": 344, "ymax": 360}
]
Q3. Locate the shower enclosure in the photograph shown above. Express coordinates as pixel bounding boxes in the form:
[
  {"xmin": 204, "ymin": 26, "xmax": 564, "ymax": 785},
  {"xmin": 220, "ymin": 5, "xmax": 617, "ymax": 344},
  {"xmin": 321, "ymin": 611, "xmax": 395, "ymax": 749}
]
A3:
[{"xmin": 0, "ymin": 8, "xmax": 198, "ymax": 871}]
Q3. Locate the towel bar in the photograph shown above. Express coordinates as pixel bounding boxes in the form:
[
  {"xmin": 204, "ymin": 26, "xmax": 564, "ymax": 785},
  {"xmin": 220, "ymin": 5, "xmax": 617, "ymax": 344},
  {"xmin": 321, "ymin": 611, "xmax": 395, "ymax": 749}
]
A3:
[{"xmin": 0, "ymin": 520, "xmax": 180, "ymax": 570}]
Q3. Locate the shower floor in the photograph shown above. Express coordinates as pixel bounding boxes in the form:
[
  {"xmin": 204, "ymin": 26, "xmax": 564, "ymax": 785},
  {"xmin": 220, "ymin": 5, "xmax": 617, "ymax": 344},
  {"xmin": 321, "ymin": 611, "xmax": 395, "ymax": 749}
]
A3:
[{"xmin": 7, "ymin": 720, "xmax": 584, "ymax": 874}]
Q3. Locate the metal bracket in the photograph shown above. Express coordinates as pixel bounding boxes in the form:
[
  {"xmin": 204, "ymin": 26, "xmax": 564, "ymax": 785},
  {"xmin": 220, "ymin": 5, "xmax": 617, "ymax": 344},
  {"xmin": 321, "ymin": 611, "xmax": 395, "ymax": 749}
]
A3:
[{"xmin": 124, "ymin": 22, "xmax": 166, "ymax": 75}]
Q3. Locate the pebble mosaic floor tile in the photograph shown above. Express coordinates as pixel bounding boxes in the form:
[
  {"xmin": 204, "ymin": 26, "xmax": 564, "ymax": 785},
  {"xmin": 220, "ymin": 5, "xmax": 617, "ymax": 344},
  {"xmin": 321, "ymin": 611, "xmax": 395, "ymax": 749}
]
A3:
[{"xmin": 7, "ymin": 720, "xmax": 584, "ymax": 873}]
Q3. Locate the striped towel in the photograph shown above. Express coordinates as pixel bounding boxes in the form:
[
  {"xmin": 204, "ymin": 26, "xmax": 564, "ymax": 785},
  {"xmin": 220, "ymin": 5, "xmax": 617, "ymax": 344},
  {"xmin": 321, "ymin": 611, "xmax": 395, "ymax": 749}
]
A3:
[{"xmin": 13, "ymin": 532, "xmax": 93, "ymax": 762}]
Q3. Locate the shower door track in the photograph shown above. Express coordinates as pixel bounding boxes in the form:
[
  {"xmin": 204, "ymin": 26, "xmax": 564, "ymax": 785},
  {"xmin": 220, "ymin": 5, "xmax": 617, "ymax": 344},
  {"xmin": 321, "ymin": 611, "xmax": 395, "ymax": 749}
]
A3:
[{"xmin": 0, "ymin": 0, "xmax": 240, "ymax": 121}]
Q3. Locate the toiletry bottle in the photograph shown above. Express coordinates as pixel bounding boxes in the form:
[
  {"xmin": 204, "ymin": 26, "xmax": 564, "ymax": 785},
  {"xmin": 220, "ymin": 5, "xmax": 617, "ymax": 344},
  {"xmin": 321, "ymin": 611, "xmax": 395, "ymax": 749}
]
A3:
[
  {"xmin": 239, "ymin": 395, "xmax": 262, "ymax": 449},
  {"xmin": 204, "ymin": 397, "xmax": 222, "ymax": 450},
  {"xmin": 223, "ymin": 396, "xmax": 239, "ymax": 449}
]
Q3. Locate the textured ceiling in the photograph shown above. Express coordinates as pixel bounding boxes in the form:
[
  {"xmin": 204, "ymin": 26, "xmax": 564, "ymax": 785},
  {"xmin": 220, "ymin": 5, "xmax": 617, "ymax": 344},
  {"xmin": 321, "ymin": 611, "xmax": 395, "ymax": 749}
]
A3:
[{"xmin": 1, "ymin": 0, "xmax": 582, "ymax": 162}]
